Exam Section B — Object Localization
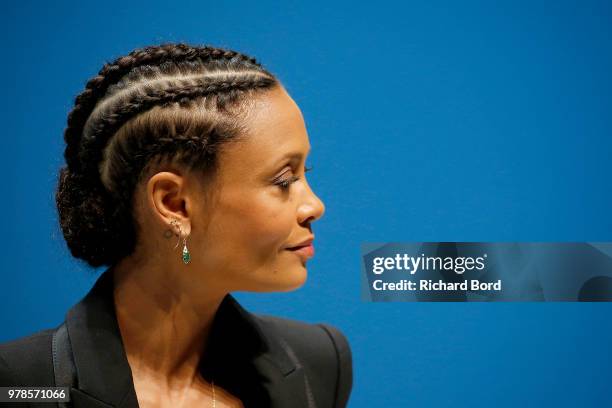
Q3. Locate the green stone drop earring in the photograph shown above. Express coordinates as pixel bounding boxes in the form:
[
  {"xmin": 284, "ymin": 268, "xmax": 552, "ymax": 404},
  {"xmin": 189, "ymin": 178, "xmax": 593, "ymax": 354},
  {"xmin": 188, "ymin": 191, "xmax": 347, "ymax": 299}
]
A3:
[
  {"xmin": 171, "ymin": 219, "xmax": 191, "ymax": 265},
  {"xmin": 182, "ymin": 235, "xmax": 191, "ymax": 264}
]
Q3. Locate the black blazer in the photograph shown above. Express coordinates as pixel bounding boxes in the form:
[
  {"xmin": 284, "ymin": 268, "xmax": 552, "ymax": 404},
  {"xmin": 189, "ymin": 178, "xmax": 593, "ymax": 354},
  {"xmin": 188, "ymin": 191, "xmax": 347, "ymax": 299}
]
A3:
[{"xmin": 0, "ymin": 267, "xmax": 353, "ymax": 407}]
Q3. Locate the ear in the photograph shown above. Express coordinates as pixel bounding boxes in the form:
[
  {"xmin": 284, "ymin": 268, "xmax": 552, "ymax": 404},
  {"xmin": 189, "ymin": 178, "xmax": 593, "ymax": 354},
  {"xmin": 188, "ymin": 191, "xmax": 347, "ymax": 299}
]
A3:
[{"xmin": 144, "ymin": 171, "xmax": 192, "ymax": 237}]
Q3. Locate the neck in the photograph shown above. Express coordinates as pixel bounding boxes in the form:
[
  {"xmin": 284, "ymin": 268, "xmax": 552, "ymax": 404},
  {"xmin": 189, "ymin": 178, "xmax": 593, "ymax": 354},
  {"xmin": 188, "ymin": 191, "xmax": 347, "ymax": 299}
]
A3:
[{"xmin": 111, "ymin": 257, "xmax": 227, "ymax": 388}]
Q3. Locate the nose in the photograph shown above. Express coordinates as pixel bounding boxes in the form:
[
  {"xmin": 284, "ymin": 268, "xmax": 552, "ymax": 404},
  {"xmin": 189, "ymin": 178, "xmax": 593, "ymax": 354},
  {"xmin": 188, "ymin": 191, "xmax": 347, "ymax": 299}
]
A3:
[{"xmin": 297, "ymin": 181, "xmax": 325, "ymax": 225}]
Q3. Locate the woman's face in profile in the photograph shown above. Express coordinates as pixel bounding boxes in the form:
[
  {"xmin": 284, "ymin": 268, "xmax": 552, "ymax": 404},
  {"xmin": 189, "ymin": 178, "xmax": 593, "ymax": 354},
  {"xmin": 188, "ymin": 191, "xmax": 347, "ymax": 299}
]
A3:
[{"xmin": 188, "ymin": 86, "xmax": 325, "ymax": 293}]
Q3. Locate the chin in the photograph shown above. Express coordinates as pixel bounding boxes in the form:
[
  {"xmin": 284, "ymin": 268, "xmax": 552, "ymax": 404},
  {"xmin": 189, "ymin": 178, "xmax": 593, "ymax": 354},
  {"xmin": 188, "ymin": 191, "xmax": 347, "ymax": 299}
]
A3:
[
  {"xmin": 252, "ymin": 265, "xmax": 308, "ymax": 293},
  {"xmin": 279, "ymin": 270, "xmax": 308, "ymax": 292}
]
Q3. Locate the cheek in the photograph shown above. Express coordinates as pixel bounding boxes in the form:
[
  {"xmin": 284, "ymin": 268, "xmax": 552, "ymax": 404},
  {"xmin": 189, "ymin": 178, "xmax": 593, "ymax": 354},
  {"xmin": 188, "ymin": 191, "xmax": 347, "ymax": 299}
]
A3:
[{"xmin": 208, "ymin": 190, "xmax": 294, "ymax": 256}]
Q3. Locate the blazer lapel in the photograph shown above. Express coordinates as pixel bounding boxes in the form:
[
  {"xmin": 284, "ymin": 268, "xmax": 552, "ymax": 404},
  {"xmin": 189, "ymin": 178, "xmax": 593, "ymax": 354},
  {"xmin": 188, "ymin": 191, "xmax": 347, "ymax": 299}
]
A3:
[
  {"xmin": 64, "ymin": 268, "xmax": 139, "ymax": 408},
  {"xmin": 241, "ymin": 307, "xmax": 315, "ymax": 407},
  {"xmin": 208, "ymin": 294, "xmax": 315, "ymax": 408},
  {"xmin": 250, "ymin": 352, "xmax": 313, "ymax": 408}
]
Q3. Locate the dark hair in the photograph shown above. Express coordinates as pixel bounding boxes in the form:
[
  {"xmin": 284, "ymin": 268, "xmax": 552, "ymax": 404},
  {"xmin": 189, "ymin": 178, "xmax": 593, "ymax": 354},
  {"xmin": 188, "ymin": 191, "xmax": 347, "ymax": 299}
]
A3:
[{"xmin": 56, "ymin": 43, "xmax": 280, "ymax": 268}]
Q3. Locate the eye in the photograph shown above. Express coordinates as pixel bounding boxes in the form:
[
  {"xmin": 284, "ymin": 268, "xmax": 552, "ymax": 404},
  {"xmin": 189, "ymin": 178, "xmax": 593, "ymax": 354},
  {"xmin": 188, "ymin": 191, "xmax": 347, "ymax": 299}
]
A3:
[
  {"xmin": 276, "ymin": 175, "xmax": 300, "ymax": 191},
  {"xmin": 274, "ymin": 165, "xmax": 313, "ymax": 191}
]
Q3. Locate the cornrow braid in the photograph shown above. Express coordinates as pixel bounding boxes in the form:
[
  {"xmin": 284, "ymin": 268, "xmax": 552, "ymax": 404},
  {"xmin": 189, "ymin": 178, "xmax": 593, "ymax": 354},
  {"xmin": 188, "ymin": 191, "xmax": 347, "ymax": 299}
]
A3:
[
  {"xmin": 63, "ymin": 43, "xmax": 264, "ymax": 173},
  {"xmin": 80, "ymin": 73, "xmax": 275, "ymax": 180},
  {"xmin": 56, "ymin": 43, "xmax": 280, "ymax": 268}
]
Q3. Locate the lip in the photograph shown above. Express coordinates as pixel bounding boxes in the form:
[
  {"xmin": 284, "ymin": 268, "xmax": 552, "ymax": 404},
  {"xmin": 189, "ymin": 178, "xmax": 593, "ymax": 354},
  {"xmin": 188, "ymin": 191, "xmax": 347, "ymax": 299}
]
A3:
[
  {"xmin": 286, "ymin": 236, "xmax": 314, "ymax": 249},
  {"xmin": 286, "ymin": 243, "xmax": 315, "ymax": 261},
  {"xmin": 285, "ymin": 236, "xmax": 315, "ymax": 261}
]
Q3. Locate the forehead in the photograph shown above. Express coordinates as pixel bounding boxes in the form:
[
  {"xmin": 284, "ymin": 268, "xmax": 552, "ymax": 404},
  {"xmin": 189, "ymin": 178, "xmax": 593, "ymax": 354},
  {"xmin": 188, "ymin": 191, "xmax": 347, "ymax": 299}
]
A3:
[{"xmin": 218, "ymin": 87, "xmax": 310, "ymax": 176}]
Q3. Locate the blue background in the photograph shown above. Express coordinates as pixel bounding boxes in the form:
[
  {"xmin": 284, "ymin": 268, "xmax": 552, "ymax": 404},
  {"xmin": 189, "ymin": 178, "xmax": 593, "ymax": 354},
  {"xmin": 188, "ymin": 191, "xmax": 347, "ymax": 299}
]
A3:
[{"xmin": 2, "ymin": 1, "xmax": 611, "ymax": 406}]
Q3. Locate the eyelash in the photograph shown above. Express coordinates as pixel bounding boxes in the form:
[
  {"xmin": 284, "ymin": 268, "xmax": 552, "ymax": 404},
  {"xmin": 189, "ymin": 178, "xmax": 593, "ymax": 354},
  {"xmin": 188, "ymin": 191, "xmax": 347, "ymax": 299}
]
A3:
[{"xmin": 276, "ymin": 165, "xmax": 313, "ymax": 191}]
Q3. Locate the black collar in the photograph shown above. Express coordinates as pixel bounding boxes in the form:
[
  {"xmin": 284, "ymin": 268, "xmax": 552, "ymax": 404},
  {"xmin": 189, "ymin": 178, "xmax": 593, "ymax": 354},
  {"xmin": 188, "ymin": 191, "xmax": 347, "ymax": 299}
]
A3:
[{"xmin": 64, "ymin": 266, "xmax": 313, "ymax": 408}]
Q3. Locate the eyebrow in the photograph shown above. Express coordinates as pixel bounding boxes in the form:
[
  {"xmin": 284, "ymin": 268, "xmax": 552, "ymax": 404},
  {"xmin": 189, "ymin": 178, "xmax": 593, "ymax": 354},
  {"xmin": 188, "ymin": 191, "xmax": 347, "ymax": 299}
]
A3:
[{"xmin": 272, "ymin": 146, "xmax": 311, "ymax": 168}]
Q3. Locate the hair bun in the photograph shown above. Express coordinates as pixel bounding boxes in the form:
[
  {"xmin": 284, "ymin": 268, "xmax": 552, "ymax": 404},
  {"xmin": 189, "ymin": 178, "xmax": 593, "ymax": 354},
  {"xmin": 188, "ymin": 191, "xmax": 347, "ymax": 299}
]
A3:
[{"xmin": 55, "ymin": 166, "xmax": 136, "ymax": 267}]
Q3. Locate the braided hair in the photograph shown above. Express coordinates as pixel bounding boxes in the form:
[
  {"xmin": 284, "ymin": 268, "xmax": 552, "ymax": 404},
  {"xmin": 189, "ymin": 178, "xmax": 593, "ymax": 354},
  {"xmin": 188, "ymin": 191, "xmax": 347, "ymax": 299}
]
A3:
[{"xmin": 56, "ymin": 43, "xmax": 280, "ymax": 268}]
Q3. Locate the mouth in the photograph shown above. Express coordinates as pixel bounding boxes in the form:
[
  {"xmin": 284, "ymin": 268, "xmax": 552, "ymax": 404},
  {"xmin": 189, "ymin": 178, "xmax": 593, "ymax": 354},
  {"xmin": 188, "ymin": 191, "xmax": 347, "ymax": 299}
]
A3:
[
  {"xmin": 286, "ymin": 236, "xmax": 314, "ymax": 249},
  {"xmin": 285, "ymin": 243, "xmax": 315, "ymax": 260}
]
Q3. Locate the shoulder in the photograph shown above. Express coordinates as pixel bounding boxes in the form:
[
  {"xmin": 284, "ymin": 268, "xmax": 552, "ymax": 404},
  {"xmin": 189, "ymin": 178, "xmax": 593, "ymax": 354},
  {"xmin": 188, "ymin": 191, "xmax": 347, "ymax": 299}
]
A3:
[
  {"xmin": 254, "ymin": 314, "xmax": 353, "ymax": 407},
  {"xmin": 0, "ymin": 328, "xmax": 56, "ymax": 386},
  {"xmin": 255, "ymin": 314, "xmax": 352, "ymax": 364}
]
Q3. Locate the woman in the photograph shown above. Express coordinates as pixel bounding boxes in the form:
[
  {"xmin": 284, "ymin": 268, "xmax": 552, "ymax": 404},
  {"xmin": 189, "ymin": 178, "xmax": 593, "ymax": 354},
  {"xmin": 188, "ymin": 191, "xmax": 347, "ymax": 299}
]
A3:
[{"xmin": 0, "ymin": 43, "xmax": 353, "ymax": 408}]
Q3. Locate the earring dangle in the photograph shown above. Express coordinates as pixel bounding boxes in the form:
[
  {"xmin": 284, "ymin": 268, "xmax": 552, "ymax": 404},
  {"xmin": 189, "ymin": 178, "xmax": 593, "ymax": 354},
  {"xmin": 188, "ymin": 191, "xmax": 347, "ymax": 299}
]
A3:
[
  {"xmin": 182, "ymin": 235, "xmax": 191, "ymax": 264},
  {"xmin": 170, "ymin": 219, "xmax": 191, "ymax": 264}
]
